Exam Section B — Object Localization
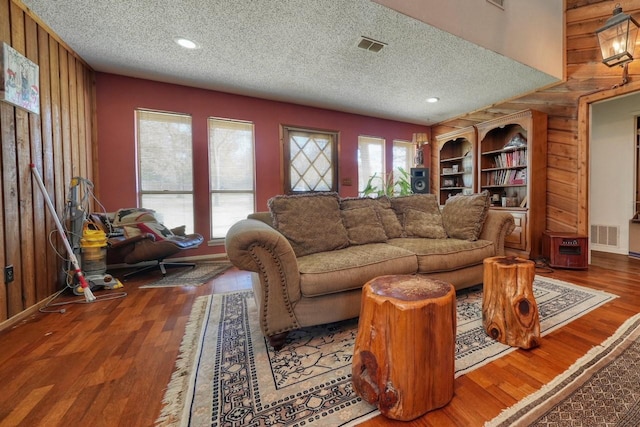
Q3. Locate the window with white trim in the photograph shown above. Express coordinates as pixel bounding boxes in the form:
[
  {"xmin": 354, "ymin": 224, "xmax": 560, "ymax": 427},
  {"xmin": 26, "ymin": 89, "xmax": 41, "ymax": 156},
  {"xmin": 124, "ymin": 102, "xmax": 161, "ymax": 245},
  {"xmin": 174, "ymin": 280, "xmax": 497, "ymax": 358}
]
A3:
[
  {"xmin": 392, "ymin": 139, "xmax": 415, "ymax": 193},
  {"xmin": 136, "ymin": 109, "xmax": 194, "ymax": 232},
  {"xmin": 208, "ymin": 118, "xmax": 255, "ymax": 240},
  {"xmin": 358, "ymin": 135, "xmax": 385, "ymax": 195}
]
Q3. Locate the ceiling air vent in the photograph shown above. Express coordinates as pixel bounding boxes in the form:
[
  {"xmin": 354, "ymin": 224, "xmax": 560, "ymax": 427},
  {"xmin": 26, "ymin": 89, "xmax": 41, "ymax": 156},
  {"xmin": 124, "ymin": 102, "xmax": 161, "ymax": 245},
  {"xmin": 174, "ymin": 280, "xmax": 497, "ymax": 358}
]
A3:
[{"xmin": 358, "ymin": 36, "xmax": 386, "ymax": 53}]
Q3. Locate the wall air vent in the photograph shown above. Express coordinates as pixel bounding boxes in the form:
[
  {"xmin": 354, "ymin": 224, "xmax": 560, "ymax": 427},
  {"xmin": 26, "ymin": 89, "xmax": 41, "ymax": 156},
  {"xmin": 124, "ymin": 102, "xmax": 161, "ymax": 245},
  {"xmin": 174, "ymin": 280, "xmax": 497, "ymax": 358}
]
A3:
[
  {"xmin": 590, "ymin": 224, "xmax": 619, "ymax": 247},
  {"xmin": 357, "ymin": 37, "xmax": 386, "ymax": 53}
]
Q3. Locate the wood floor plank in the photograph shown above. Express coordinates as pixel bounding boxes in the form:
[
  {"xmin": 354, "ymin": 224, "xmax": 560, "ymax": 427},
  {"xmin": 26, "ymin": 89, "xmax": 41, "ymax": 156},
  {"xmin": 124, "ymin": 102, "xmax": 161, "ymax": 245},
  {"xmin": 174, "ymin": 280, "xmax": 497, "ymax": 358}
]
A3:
[{"xmin": 0, "ymin": 254, "xmax": 638, "ymax": 426}]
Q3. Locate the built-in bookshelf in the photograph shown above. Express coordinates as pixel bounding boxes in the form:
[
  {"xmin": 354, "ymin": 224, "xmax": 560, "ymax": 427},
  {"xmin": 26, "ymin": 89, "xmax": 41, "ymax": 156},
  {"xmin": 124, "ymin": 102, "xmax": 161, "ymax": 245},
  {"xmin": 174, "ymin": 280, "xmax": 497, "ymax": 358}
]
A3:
[
  {"xmin": 435, "ymin": 127, "xmax": 476, "ymax": 204},
  {"xmin": 476, "ymin": 109, "xmax": 548, "ymax": 259}
]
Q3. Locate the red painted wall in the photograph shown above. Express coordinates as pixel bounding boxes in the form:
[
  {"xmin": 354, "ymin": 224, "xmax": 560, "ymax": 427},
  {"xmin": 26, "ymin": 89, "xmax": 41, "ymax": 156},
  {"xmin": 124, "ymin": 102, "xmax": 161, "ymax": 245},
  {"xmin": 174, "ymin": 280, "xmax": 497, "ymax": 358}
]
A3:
[{"xmin": 95, "ymin": 73, "xmax": 430, "ymax": 255}]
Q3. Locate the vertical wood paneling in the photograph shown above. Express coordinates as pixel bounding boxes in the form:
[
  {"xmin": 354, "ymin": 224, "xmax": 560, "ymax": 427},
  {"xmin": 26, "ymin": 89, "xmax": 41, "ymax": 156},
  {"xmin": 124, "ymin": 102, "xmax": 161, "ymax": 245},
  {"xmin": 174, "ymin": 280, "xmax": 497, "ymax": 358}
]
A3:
[
  {"xmin": 26, "ymin": 14, "xmax": 47, "ymax": 304},
  {"xmin": 58, "ymin": 46, "xmax": 71, "ymax": 197},
  {"xmin": 1, "ymin": 0, "xmax": 22, "ymax": 318},
  {"xmin": 11, "ymin": 1, "xmax": 36, "ymax": 311},
  {"xmin": 0, "ymin": 0, "xmax": 8, "ymax": 320},
  {"xmin": 0, "ymin": 0, "xmax": 95, "ymax": 322},
  {"xmin": 37, "ymin": 26, "xmax": 56, "ymax": 299},
  {"xmin": 68, "ymin": 54, "xmax": 78, "ymax": 176},
  {"xmin": 76, "ymin": 62, "xmax": 87, "ymax": 181},
  {"xmin": 48, "ymin": 37, "xmax": 64, "ymax": 233}
]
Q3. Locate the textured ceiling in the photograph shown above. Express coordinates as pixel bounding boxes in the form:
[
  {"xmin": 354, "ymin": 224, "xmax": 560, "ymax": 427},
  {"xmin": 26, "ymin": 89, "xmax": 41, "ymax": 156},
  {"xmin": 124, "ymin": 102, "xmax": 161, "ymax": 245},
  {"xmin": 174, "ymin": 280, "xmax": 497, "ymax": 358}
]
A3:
[{"xmin": 22, "ymin": 0, "xmax": 559, "ymax": 125}]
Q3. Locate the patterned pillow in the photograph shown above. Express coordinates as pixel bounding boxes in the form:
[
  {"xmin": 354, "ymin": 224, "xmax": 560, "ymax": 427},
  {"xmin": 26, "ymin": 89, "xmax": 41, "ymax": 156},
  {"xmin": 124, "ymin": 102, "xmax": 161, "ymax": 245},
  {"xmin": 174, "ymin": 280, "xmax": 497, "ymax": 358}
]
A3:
[
  {"xmin": 122, "ymin": 220, "xmax": 175, "ymax": 241},
  {"xmin": 391, "ymin": 194, "xmax": 446, "ymax": 238},
  {"xmin": 112, "ymin": 208, "xmax": 158, "ymax": 226},
  {"xmin": 268, "ymin": 192, "xmax": 350, "ymax": 257},
  {"xmin": 340, "ymin": 196, "xmax": 403, "ymax": 238},
  {"xmin": 442, "ymin": 191, "xmax": 491, "ymax": 241},
  {"xmin": 402, "ymin": 208, "xmax": 448, "ymax": 239},
  {"xmin": 340, "ymin": 206, "xmax": 387, "ymax": 245}
]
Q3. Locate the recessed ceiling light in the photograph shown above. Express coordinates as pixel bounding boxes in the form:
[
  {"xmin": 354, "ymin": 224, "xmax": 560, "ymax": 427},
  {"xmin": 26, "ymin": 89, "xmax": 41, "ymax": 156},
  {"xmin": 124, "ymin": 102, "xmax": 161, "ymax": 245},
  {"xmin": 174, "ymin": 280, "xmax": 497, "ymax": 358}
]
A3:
[
  {"xmin": 174, "ymin": 37, "xmax": 199, "ymax": 49},
  {"xmin": 426, "ymin": 97, "xmax": 440, "ymax": 103}
]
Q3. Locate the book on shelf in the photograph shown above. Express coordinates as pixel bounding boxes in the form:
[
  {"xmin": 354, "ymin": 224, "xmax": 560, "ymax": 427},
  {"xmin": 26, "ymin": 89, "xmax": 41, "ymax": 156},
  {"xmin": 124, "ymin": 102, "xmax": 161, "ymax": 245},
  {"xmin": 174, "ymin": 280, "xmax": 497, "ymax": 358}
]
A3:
[
  {"xmin": 484, "ymin": 168, "xmax": 527, "ymax": 186},
  {"xmin": 492, "ymin": 149, "xmax": 527, "ymax": 168}
]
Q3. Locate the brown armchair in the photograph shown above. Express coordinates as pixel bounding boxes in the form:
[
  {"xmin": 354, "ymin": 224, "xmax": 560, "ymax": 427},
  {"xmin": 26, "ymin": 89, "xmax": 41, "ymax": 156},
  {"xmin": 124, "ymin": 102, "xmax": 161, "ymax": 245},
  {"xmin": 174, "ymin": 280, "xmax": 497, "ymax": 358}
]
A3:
[{"xmin": 93, "ymin": 210, "xmax": 204, "ymax": 280}]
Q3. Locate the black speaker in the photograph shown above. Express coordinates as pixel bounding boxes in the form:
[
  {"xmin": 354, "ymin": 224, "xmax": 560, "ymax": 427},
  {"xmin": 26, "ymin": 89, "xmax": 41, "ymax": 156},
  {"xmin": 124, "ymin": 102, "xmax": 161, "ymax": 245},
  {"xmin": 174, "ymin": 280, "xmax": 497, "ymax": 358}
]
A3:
[{"xmin": 410, "ymin": 167, "xmax": 430, "ymax": 193}]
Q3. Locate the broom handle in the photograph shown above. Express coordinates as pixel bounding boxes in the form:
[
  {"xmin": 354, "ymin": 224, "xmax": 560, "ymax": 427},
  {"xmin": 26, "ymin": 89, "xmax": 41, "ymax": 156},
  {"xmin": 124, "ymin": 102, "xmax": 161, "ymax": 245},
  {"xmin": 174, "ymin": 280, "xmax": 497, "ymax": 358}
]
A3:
[{"xmin": 30, "ymin": 164, "xmax": 89, "ymax": 289}]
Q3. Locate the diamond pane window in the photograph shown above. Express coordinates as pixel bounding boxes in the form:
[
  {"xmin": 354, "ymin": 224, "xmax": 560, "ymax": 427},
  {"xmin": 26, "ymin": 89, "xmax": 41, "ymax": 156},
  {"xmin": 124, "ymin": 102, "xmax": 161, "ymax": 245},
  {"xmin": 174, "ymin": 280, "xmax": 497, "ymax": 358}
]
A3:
[{"xmin": 283, "ymin": 127, "xmax": 338, "ymax": 193}]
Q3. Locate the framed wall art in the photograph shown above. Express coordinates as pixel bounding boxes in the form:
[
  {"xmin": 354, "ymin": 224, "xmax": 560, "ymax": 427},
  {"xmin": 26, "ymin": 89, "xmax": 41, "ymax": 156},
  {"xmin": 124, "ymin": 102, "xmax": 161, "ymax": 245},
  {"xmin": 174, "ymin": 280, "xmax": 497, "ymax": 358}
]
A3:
[{"xmin": 0, "ymin": 42, "xmax": 39, "ymax": 114}]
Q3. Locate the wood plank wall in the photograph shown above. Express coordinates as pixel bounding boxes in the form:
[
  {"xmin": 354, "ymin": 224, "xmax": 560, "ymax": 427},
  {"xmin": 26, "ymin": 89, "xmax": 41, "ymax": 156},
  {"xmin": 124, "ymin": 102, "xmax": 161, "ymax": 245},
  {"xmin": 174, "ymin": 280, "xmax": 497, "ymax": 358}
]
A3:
[
  {"xmin": 432, "ymin": 0, "xmax": 640, "ymax": 235},
  {"xmin": 0, "ymin": 0, "xmax": 94, "ymax": 322}
]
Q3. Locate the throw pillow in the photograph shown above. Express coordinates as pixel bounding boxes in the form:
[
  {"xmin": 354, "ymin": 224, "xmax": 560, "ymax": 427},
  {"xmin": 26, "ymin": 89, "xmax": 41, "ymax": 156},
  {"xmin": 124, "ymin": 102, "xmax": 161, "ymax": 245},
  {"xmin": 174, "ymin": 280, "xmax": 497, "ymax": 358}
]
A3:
[
  {"xmin": 340, "ymin": 196, "xmax": 403, "ymax": 238},
  {"xmin": 112, "ymin": 208, "xmax": 158, "ymax": 227},
  {"xmin": 442, "ymin": 191, "xmax": 491, "ymax": 241},
  {"xmin": 340, "ymin": 206, "xmax": 387, "ymax": 245},
  {"xmin": 402, "ymin": 208, "xmax": 448, "ymax": 239},
  {"xmin": 390, "ymin": 194, "xmax": 446, "ymax": 238},
  {"xmin": 123, "ymin": 221, "xmax": 175, "ymax": 241},
  {"xmin": 268, "ymin": 192, "xmax": 350, "ymax": 257}
]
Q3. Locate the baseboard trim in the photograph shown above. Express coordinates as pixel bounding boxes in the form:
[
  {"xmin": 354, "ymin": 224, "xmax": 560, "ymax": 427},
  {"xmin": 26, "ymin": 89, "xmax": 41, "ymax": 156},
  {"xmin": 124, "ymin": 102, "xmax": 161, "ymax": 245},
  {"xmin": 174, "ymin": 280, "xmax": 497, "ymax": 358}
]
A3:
[{"xmin": 0, "ymin": 298, "xmax": 52, "ymax": 333}]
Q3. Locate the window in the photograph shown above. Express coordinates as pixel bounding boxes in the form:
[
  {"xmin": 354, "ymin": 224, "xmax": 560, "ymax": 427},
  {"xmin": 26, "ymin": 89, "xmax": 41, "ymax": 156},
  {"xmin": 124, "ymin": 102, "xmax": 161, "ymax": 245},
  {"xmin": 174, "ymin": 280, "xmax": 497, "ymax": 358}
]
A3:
[
  {"xmin": 282, "ymin": 126, "xmax": 338, "ymax": 193},
  {"xmin": 209, "ymin": 118, "xmax": 255, "ymax": 240},
  {"xmin": 392, "ymin": 139, "xmax": 415, "ymax": 193},
  {"xmin": 358, "ymin": 136, "xmax": 385, "ymax": 195},
  {"xmin": 136, "ymin": 109, "xmax": 194, "ymax": 232},
  {"xmin": 393, "ymin": 139, "xmax": 414, "ymax": 174}
]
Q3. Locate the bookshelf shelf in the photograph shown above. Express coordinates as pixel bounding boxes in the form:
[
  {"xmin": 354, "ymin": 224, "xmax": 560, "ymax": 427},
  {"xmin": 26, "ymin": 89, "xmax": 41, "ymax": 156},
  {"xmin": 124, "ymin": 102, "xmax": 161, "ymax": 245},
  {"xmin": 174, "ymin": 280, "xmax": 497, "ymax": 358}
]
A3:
[{"xmin": 435, "ymin": 127, "xmax": 476, "ymax": 204}]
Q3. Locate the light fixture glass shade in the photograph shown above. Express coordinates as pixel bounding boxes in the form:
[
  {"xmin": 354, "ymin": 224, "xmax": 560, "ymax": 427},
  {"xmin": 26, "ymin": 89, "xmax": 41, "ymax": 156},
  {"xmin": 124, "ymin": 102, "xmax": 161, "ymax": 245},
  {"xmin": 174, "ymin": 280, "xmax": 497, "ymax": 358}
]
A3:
[
  {"xmin": 596, "ymin": 6, "xmax": 640, "ymax": 67},
  {"xmin": 413, "ymin": 133, "xmax": 428, "ymax": 146}
]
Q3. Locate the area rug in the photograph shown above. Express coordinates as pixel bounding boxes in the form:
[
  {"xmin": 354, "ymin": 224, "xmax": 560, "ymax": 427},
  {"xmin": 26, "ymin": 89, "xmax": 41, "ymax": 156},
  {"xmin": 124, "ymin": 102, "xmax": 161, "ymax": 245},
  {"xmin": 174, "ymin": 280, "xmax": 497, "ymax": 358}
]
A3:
[
  {"xmin": 486, "ymin": 312, "xmax": 640, "ymax": 427},
  {"xmin": 156, "ymin": 276, "xmax": 616, "ymax": 426},
  {"xmin": 140, "ymin": 261, "xmax": 232, "ymax": 288}
]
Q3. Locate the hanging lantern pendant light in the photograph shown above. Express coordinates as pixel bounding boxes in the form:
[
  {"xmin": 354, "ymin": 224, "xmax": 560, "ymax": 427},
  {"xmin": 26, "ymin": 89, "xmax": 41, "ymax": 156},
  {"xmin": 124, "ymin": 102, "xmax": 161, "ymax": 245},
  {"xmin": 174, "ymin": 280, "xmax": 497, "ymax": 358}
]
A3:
[{"xmin": 595, "ymin": 4, "xmax": 640, "ymax": 87}]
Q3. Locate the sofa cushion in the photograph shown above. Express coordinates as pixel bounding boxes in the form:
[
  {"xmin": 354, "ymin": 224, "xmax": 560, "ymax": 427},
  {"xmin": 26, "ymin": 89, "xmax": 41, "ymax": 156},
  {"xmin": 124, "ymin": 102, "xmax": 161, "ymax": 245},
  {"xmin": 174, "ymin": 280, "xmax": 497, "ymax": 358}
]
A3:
[
  {"xmin": 340, "ymin": 206, "xmax": 387, "ymax": 245},
  {"xmin": 391, "ymin": 194, "xmax": 446, "ymax": 238},
  {"xmin": 340, "ymin": 196, "xmax": 403, "ymax": 238},
  {"xmin": 268, "ymin": 192, "xmax": 350, "ymax": 257},
  {"xmin": 387, "ymin": 237, "xmax": 495, "ymax": 272},
  {"xmin": 402, "ymin": 208, "xmax": 448, "ymax": 239},
  {"xmin": 297, "ymin": 243, "xmax": 417, "ymax": 297},
  {"xmin": 442, "ymin": 191, "xmax": 490, "ymax": 241}
]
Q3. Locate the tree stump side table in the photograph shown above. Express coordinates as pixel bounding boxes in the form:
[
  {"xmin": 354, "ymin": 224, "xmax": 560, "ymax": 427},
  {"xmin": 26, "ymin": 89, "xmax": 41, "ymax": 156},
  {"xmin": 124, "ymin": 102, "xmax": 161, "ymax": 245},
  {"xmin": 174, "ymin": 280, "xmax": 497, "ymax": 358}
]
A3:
[
  {"xmin": 482, "ymin": 256, "xmax": 540, "ymax": 349},
  {"xmin": 351, "ymin": 275, "xmax": 456, "ymax": 421}
]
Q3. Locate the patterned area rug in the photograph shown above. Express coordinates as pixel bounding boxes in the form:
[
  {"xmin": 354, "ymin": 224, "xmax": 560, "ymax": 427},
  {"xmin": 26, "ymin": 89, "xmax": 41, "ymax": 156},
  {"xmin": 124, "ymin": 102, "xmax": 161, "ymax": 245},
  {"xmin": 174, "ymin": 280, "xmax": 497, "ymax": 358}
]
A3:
[
  {"xmin": 140, "ymin": 261, "xmax": 232, "ymax": 288},
  {"xmin": 486, "ymin": 313, "xmax": 640, "ymax": 426},
  {"xmin": 156, "ymin": 276, "xmax": 616, "ymax": 426}
]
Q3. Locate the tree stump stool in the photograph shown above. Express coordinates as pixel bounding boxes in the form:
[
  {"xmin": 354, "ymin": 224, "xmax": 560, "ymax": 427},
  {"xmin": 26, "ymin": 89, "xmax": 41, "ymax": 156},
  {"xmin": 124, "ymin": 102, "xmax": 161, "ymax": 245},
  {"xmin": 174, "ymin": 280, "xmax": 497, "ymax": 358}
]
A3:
[
  {"xmin": 352, "ymin": 275, "xmax": 456, "ymax": 421},
  {"xmin": 482, "ymin": 256, "xmax": 540, "ymax": 349}
]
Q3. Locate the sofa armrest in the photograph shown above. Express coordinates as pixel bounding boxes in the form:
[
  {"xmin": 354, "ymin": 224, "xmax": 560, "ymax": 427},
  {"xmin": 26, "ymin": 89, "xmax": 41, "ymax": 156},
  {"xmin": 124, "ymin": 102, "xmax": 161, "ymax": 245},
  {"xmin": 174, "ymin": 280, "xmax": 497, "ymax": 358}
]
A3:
[
  {"xmin": 225, "ymin": 218, "xmax": 302, "ymax": 337},
  {"xmin": 478, "ymin": 210, "xmax": 516, "ymax": 256}
]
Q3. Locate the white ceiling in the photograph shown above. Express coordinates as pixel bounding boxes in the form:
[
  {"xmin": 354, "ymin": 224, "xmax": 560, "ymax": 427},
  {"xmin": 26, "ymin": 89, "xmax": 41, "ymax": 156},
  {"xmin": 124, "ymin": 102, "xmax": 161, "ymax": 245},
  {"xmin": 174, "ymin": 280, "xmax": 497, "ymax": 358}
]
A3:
[{"xmin": 22, "ymin": 0, "xmax": 560, "ymax": 125}]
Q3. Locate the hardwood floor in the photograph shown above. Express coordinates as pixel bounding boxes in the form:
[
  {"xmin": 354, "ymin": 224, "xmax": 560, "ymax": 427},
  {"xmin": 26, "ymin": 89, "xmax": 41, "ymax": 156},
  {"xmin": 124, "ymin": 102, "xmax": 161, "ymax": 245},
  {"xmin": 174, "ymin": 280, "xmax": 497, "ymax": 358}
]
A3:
[{"xmin": 0, "ymin": 252, "xmax": 639, "ymax": 426}]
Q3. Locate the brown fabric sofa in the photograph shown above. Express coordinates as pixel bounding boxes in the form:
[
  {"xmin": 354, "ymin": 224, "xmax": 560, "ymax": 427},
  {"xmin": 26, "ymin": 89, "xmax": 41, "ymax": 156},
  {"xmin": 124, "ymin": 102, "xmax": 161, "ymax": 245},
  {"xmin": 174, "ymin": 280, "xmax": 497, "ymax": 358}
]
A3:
[{"xmin": 225, "ymin": 192, "xmax": 515, "ymax": 348}]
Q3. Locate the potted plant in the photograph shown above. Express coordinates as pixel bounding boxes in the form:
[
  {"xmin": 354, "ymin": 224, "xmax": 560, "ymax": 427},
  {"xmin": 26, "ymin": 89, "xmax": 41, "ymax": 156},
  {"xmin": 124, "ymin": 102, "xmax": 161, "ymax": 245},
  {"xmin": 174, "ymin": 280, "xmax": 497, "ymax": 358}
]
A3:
[{"xmin": 362, "ymin": 167, "xmax": 412, "ymax": 197}]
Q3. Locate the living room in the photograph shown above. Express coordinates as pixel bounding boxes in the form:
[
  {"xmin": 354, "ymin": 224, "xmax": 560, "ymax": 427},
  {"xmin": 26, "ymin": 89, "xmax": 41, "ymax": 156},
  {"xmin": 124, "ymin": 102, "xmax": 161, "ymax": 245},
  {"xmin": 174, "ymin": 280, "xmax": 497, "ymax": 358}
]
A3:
[{"xmin": 2, "ymin": 0, "xmax": 640, "ymax": 425}]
